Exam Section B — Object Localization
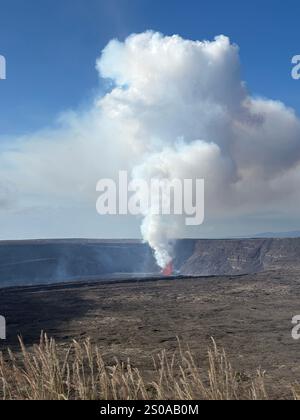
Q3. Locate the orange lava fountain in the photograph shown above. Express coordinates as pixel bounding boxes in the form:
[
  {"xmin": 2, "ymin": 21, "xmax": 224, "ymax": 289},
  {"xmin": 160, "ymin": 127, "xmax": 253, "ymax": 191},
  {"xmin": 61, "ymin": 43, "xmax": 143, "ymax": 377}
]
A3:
[{"xmin": 162, "ymin": 261, "xmax": 173, "ymax": 276}]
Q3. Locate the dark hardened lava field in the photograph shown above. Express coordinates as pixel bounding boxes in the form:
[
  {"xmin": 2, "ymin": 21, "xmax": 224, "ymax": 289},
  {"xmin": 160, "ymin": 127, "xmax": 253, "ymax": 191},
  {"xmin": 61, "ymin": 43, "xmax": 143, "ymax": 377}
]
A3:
[{"xmin": 1, "ymin": 268, "xmax": 300, "ymax": 398}]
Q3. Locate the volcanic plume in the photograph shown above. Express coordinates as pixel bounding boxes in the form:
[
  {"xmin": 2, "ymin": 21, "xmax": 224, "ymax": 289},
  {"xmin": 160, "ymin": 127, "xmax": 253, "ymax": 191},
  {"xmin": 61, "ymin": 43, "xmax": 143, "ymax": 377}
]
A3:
[{"xmin": 1, "ymin": 31, "xmax": 300, "ymax": 259}]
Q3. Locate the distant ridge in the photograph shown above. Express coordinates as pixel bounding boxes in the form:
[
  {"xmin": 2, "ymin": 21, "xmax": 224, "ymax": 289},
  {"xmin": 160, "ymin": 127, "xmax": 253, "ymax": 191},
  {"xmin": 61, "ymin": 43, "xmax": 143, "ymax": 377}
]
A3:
[
  {"xmin": 253, "ymin": 231, "xmax": 300, "ymax": 238},
  {"xmin": 1, "ymin": 237, "xmax": 300, "ymax": 288}
]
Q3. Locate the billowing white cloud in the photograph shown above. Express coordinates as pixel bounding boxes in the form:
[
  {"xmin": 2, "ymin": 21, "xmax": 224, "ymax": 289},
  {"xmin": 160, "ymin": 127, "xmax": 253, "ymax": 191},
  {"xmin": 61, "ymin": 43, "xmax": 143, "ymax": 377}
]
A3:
[{"xmin": 1, "ymin": 31, "xmax": 300, "ymax": 264}]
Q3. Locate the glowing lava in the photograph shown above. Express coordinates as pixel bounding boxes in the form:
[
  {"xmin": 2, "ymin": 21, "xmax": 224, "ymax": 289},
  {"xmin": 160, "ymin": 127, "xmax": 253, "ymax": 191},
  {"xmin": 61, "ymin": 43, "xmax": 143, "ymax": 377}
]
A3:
[{"xmin": 162, "ymin": 261, "xmax": 173, "ymax": 277}]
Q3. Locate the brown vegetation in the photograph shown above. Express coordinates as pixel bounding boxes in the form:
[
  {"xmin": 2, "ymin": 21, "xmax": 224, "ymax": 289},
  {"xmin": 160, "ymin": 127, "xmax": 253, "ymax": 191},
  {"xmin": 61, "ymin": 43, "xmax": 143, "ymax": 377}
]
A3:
[{"xmin": 0, "ymin": 334, "xmax": 279, "ymax": 400}]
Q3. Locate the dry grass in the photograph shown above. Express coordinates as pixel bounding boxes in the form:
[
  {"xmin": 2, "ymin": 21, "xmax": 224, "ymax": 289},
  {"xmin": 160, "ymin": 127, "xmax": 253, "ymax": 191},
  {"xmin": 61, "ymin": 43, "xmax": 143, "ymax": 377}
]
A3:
[
  {"xmin": 292, "ymin": 384, "xmax": 300, "ymax": 400},
  {"xmin": 0, "ymin": 334, "xmax": 273, "ymax": 400}
]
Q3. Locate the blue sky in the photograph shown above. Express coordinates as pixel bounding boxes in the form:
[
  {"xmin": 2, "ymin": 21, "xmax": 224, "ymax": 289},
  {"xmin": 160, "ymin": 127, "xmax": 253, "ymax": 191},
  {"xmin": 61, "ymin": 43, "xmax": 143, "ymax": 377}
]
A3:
[{"xmin": 0, "ymin": 0, "xmax": 299, "ymax": 136}]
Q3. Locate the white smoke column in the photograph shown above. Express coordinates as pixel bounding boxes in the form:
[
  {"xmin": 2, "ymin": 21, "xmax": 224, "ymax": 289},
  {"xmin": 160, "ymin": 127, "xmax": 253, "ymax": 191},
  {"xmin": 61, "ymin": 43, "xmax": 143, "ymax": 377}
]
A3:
[
  {"xmin": 141, "ymin": 214, "xmax": 175, "ymax": 269},
  {"xmin": 99, "ymin": 32, "xmax": 245, "ymax": 267},
  {"xmin": 132, "ymin": 154, "xmax": 178, "ymax": 269},
  {"xmin": 132, "ymin": 140, "xmax": 231, "ymax": 268}
]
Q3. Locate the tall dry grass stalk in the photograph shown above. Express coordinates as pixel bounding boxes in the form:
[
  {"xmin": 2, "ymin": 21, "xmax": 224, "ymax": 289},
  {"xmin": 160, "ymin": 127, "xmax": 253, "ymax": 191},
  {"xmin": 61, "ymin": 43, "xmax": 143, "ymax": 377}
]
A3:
[
  {"xmin": 0, "ymin": 334, "xmax": 269, "ymax": 400},
  {"xmin": 292, "ymin": 384, "xmax": 300, "ymax": 400}
]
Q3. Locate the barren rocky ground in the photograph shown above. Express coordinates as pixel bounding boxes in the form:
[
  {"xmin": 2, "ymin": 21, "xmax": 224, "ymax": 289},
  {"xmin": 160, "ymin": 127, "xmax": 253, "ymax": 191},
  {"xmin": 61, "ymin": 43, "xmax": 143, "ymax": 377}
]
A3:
[{"xmin": 1, "ymin": 268, "xmax": 300, "ymax": 398}]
